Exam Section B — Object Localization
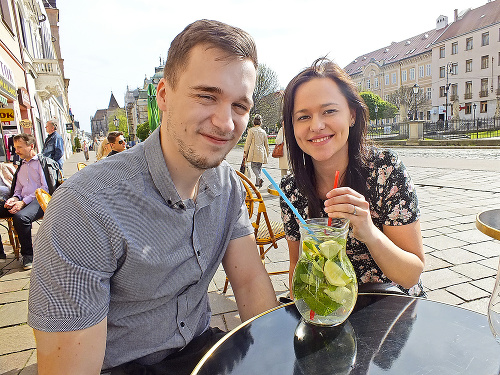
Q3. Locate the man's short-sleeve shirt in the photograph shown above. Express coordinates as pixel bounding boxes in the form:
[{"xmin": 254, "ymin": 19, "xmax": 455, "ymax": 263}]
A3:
[{"xmin": 28, "ymin": 127, "xmax": 253, "ymax": 368}]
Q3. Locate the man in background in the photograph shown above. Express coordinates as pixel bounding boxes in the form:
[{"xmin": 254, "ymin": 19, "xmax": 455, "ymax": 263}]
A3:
[
  {"xmin": 107, "ymin": 131, "xmax": 127, "ymax": 157},
  {"xmin": 42, "ymin": 120, "xmax": 64, "ymax": 169}
]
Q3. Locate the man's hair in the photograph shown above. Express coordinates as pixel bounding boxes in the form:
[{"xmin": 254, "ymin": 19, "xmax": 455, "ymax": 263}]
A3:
[
  {"xmin": 253, "ymin": 114, "xmax": 262, "ymax": 125},
  {"xmin": 47, "ymin": 120, "xmax": 57, "ymax": 129},
  {"xmin": 13, "ymin": 133, "xmax": 36, "ymax": 147},
  {"xmin": 164, "ymin": 19, "xmax": 258, "ymax": 89},
  {"xmin": 107, "ymin": 131, "xmax": 124, "ymax": 143}
]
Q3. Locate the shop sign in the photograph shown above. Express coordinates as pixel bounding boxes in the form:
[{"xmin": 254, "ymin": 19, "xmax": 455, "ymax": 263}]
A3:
[
  {"xmin": 20, "ymin": 119, "xmax": 32, "ymax": 128},
  {"xmin": 17, "ymin": 87, "xmax": 31, "ymax": 108},
  {"xmin": 66, "ymin": 123, "xmax": 73, "ymax": 131},
  {"xmin": 0, "ymin": 108, "xmax": 14, "ymax": 124},
  {"xmin": 0, "ymin": 56, "xmax": 16, "ymax": 100}
]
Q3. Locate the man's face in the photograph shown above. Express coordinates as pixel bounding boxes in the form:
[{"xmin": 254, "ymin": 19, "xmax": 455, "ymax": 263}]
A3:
[
  {"xmin": 45, "ymin": 122, "xmax": 55, "ymax": 134},
  {"xmin": 14, "ymin": 139, "xmax": 34, "ymax": 160},
  {"xmin": 157, "ymin": 44, "xmax": 256, "ymax": 170},
  {"xmin": 110, "ymin": 135, "xmax": 127, "ymax": 152}
]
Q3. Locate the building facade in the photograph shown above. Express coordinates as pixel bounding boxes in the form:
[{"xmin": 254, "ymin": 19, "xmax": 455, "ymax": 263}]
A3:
[{"xmin": 90, "ymin": 92, "xmax": 121, "ymax": 138}]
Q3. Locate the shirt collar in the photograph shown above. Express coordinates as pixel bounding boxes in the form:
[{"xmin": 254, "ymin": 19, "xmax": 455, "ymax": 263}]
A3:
[
  {"xmin": 21, "ymin": 154, "xmax": 39, "ymax": 165},
  {"xmin": 144, "ymin": 126, "xmax": 222, "ymax": 207}
]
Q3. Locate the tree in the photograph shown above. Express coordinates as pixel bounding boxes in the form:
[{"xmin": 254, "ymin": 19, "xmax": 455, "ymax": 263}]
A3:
[
  {"xmin": 108, "ymin": 109, "xmax": 129, "ymax": 138},
  {"xmin": 360, "ymin": 92, "xmax": 398, "ymax": 121},
  {"xmin": 136, "ymin": 121, "xmax": 150, "ymax": 141},
  {"xmin": 251, "ymin": 64, "xmax": 282, "ymax": 134},
  {"xmin": 387, "ymin": 86, "xmax": 430, "ymax": 120},
  {"xmin": 74, "ymin": 136, "xmax": 81, "ymax": 151}
]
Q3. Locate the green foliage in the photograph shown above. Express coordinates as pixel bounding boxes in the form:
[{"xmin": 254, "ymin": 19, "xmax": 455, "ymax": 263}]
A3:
[
  {"xmin": 136, "ymin": 121, "xmax": 150, "ymax": 141},
  {"xmin": 360, "ymin": 92, "xmax": 398, "ymax": 120},
  {"xmin": 108, "ymin": 109, "xmax": 129, "ymax": 138},
  {"xmin": 74, "ymin": 137, "xmax": 81, "ymax": 150}
]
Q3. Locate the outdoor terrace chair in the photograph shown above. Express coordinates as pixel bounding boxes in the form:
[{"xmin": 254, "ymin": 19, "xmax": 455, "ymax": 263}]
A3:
[
  {"xmin": 77, "ymin": 162, "xmax": 87, "ymax": 171},
  {"xmin": 0, "ymin": 217, "xmax": 20, "ymax": 260},
  {"xmin": 35, "ymin": 188, "xmax": 51, "ymax": 212},
  {"xmin": 223, "ymin": 170, "xmax": 287, "ymax": 293}
]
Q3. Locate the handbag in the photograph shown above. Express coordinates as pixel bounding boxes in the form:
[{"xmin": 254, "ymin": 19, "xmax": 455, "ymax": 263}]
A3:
[
  {"xmin": 240, "ymin": 156, "xmax": 246, "ymax": 173},
  {"xmin": 272, "ymin": 142, "xmax": 284, "ymax": 158}
]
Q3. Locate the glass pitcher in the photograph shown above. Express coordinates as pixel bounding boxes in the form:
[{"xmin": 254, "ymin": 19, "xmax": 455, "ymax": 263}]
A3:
[
  {"xmin": 488, "ymin": 257, "xmax": 500, "ymax": 343},
  {"xmin": 292, "ymin": 218, "xmax": 357, "ymax": 326}
]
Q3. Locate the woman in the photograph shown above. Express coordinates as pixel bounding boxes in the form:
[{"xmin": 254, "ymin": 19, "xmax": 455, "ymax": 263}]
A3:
[
  {"xmin": 280, "ymin": 58, "xmax": 425, "ymax": 296},
  {"xmin": 95, "ymin": 138, "xmax": 111, "ymax": 160},
  {"xmin": 244, "ymin": 114, "xmax": 269, "ymax": 187},
  {"xmin": 275, "ymin": 123, "xmax": 289, "ymax": 177}
]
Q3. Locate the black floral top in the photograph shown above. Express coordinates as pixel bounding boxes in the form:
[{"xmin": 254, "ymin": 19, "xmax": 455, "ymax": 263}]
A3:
[{"xmin": 280, "ymin": 148, "xmax": 425, "ymax": 296}]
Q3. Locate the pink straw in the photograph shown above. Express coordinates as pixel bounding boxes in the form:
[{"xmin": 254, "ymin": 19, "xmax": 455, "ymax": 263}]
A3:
[{"xmin": 328, "ymin": 171, "xmax": 340, "ymax": 226}]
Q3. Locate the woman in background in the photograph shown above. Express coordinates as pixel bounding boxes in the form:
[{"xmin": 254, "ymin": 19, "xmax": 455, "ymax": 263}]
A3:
[
  {"xmin": 96, "ymin": 138, "xmax": 111, "ymax": 161},
  {"xmin": 244, "ymin": 114, "xmax": 269, "ymax": 187},
  {"xmin": 275, "ymin": 123, "xmax": 289, "ymax": 177},
  {"xmin": 280, "ymin": 58, "xmax": 425, "ymax": 296}
]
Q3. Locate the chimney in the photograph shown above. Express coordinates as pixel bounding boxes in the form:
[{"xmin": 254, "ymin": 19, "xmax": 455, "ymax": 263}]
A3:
[
  {"xmin": 436, "ymin": 15, "xmax": 448, "ymax": 30},
  {"xmin": 454, "ymin": 9, "xmax": 458, "ymax": 21}
]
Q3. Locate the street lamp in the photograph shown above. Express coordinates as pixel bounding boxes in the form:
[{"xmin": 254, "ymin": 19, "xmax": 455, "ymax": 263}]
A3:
[
  {"xmin": 412, "ymin": 84, "xmax": 419, "ymax": 120},
  {"xmin": 113, "ymin": 116, "xmax": 119, "ymax": 130},
  {"xmin": 473, "ymin": 103, "xmax": 477, "ymax": 139},
  {"xmin": 375, "ymin": 105, "xmax": 378, "ymax": 127}
]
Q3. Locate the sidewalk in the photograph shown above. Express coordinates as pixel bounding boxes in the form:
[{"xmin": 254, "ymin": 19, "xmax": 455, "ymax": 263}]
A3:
[{"xmin": 1, "ymin": 145, "xmax": 499, "ymax": 374}]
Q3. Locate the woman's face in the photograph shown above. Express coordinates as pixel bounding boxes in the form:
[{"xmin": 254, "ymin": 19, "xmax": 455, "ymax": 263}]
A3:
[{"xmin": 292, "ymin": 78, "xmax": 354, "ymax": 164}]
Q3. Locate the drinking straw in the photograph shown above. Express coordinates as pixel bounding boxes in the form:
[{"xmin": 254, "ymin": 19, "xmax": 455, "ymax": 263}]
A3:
[{"xmin": 327, "ymin": 171, "xmax": 340, "ymax": 227}]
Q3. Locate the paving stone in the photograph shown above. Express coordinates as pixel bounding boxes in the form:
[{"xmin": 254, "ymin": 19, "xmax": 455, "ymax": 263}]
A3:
[
  {"xmin": 464, "ymin": 241, "xmax": 500, "ymax": 258},
  {"xmin": 423, "ymin": 236, "xmax": 469, "ymax": 251},
  {"xmin": 478, "ymin": 257, "xmax": 500, "ymax": 270},
  {"xmin": 421, "ymin": 268, "xmax": 470, "ymax": 290},
  {"xmin": 421, "ymin": 229, "xmax": 441, "ymax": 238},
  {"xmin": 424, "ymin": 254, "xmax": 452, "ymax": 271},
  {"xmin": 448, "ymin": 229, "xmax": 494, "ymax": 243},
  {"xmin": 0, "ymin": 324, "xmax": 35, "ymax": 355},
  {"xmin": 446, "ymin": 283, "xmax": 490, "ymax": 301},
  {"xmin": 432, "ymin": 247, "xmax": 485, "ymax": 264},
  {"xmin": 450, "ymin": 263, "xmax": 497, "ymax": 280},
  {"xmin": 458, "ymin": 297, "xmax": 489, "ymax": 315},
  {"xmin": 0, "ymin": 289, "xmax": 29, "ymax": 304},
  {"xmin": 471, "ymin": 277, "xmax": 496, "ymax": 294},
  {"xmin": 0, "ymin": 349, "xmax": 35, "ymax": 375},
  {"xmin": 0, "ymin": 269, "xmax": 31, "ymax": 282},
  {"xmin": 0, "ymin": 301, "xmax": 28, "ymax": 328},
  {"xmin": 210, "ymin": 314, "xmax": 227, "ymax": 331},
  {"xmin": 433, "ymin": 226, "xmax": 458, "ymax": 235},
  {"xmin": 18, "ymin": 351, "xmax": 37, "ymax": 375},
  {"xmin": 426, "ymin": 289, "xmax": 464, "ymax": 305},
  {"xmin": 0, "ymin": 279, "xmax": 30, "ymax": 294},
  {"xmin": 208, "ymin": 292, "xmax": 238, "ymax": 315},
  {"xmin": 223, "ymin": 311, "xmax": 242, "ymax": 331}
]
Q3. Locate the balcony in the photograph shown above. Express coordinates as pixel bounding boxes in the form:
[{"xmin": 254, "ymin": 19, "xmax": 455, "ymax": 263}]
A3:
[
  {"xmin": 33, "ymin": 59, "xmax": 65, "ymax": 100},
  {"xmin": 479, "ymin": 90, "xmax": 489, "ymax": 98},
  {"xmin": 496, "ymin": 89, "xmax": 500, "ymax": 96},
  {"xmin": 464, "ymin": 92, "xmax": 473, "ymax": 100},
  {"xmin": 449, "ymin": 94, "xmax": 459, "ymax": 101}
]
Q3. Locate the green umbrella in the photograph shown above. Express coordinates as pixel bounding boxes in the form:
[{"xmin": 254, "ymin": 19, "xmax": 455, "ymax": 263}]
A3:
[{"xmin": 147, "ymin": 83, "xmax": 160, "ymax": 132}]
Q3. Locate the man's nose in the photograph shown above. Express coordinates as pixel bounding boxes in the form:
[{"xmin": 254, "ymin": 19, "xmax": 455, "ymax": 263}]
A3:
[{"xmin": 212, "ymin": 105, "xmax": 234, "ymax": 133}]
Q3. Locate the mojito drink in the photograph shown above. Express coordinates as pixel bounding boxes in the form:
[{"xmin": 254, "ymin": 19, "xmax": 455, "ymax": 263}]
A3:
[{"xmin": 292, "ymin": 218, "xmax": 357, "ymax": 326}]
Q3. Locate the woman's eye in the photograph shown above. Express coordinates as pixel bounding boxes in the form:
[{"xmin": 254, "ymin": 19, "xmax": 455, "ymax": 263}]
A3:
[
  {"xmin": 296, "ymin": 115, "xmax": 309, "ymax": 121},
  {"xmin": 324, "ymin": 109, "xmax": 337, "ymax": 115}
]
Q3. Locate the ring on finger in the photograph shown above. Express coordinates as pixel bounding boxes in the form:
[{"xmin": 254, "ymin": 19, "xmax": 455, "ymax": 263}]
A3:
[{"xmin": 352, "ymin": 205, "xmax": 357, "ymax": 215}]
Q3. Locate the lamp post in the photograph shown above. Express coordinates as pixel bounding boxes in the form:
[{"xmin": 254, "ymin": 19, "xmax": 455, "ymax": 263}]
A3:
[
  {"xmin": 473, "ymin": 103, "xmax": 477, "ymax": 139},
  {"xmin": 113, "ymin": 116, "xmax": 119, "ymax": 131},
  {"xmin": 412, "ymin": 84, "xmax": 419, "ymax": 120},
  {"xmin": 375, "ymin": 105, "xmax": 378, "ymax": 127}
]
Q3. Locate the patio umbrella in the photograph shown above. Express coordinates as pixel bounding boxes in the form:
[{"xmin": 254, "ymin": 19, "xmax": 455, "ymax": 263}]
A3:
[{"xmin": 147, "ymin": 83, "xmax": 160, "ymax": 132}]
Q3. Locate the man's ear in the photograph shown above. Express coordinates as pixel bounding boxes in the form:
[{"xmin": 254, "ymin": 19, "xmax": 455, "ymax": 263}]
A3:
[{"xmin": 157, "ymin": 78, "xmax": 168, "ymax": 111}]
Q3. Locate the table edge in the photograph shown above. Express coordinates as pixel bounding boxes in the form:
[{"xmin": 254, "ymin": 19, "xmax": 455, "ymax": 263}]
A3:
[{"xmin": 476, "ymin": 211, "xmax": 500, "ymax": 241}]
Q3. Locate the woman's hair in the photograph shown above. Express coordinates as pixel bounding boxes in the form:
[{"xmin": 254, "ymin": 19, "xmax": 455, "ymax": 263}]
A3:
[
  {"xmin": 253, "ymin": 114, "xmax": 262, "ymax": 125},
  {"xmin": 96, "ymin": 139, "xmax": 110, "ymax": 160},
  {"xmin": 282, "ymin": 58, "xmax": 370, "ymax": 217}
]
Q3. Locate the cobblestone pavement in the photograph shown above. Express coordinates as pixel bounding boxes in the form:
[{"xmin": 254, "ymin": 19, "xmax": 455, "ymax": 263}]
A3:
[{"xmin": 1, "ymin": 145, "xmax": 499, "ymax": 374}]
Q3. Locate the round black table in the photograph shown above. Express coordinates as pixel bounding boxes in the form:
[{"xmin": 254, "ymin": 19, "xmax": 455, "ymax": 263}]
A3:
[{"xmin": 192, "ymin": 293, "xmax": 500, "ymax": 375}]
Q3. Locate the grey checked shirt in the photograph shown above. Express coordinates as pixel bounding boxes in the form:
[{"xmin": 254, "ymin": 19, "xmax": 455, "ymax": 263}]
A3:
[{"xmin": 28, "ymin": 127, "xmax": 252, "ymax": 368}]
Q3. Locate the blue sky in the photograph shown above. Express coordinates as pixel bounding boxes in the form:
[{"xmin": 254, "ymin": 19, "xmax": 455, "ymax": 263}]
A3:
[{"xmin": 56, "ymin": 0, "xmax": 489, "ymax": 131}]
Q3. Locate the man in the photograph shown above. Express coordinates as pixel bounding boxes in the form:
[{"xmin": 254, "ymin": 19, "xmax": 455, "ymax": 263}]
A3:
[
  {"xmin": 42, "ymin": 120, "xmax": 64, "ymax": 169},
  {"xmin": 107, "ymin": 131, "xmax": 127, "ymax": 156},
  {"xmin": 0, "ymin": 134, "xmax": 61, "ymax": 269},
  {"xmin": 29, "ymin": 19, "xmax": 278, "ymax": 374}
]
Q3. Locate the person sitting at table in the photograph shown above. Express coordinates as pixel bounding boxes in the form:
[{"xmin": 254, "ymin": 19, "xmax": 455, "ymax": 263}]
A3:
[
  {"xmin": 28, "ymin": 19, "xmax": 279, "ymax": 374},
  {"xmin": 280, "ymin": 58, "xmax": 425, "ymax": 296}
]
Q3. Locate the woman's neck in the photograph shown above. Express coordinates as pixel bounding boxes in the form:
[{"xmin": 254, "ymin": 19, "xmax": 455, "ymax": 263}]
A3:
[{"xmin": 313, "ymin": 154, "xmax": 349, "ymax": 199}]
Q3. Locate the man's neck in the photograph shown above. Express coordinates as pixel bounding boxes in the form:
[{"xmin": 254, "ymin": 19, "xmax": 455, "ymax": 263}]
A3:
[{"xmin": 23, "ymin": 152, "xmax": 37, "ymax": 163}]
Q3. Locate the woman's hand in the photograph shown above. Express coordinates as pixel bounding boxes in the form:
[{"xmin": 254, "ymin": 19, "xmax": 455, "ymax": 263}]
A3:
[{"xmin": 324, "ymin": 187, "xmax": 376, "ymax": 243}]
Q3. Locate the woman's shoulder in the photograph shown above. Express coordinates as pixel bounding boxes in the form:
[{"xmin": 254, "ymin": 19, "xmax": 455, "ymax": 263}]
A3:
[{"xmin": 366, "ymin": 146, "xmax": 401, "ymax": 168}]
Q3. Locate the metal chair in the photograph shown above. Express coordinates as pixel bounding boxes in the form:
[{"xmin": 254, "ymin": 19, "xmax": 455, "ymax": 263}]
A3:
[
  {"xmin": 35, "ymin": 188, "xmax": 51, "ymax": 212},
  {"xmin": 77, "ymin": 162, "xmax": 87, "ymax": 171},
  {"xmin": 223, "ymin": 170, "xmax": 287, "ymax": 293},
  {"xmin": 0, "ymin": 217, "xmax": 20, "ymax": 260}
]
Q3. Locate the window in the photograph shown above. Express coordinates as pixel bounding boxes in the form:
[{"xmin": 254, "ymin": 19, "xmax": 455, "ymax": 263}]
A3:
[
  {"xmin": 466, "ymin": 37, "xmax": 473, "ymax": 50},
  {"xmin": 465, "ymin": 103, "xmax": 471, "ymax": 115},
  {"xmin": 498, "ymin": 75, "xmax": 500, "ymax": 93},
  {"xmin": 410, "ymin": 68, "xmax": 415, "ymax": 80},
  {"xmin": 426, "ymin": 64, "xmax": 431, "ymax": 76},
  {"xmin": 465, "ymin": 81, "xmax": 472, "ymax": 99},
  {"xmin": 439, "ymin": 46, "xmax": 445, "ymax": 58},
  {"xmin": 482, "ymin": 32, "xmax": 489, "ymax": 46},
  {"xmin": 366, "ymin": 79, "xmax": 371, "ymax": 89},
  {"xmin": 402, "ymin": 70, "xmax": 407, "ymax": 82},
  {"xmin": 385, "ymin": 74, "xmax": 389, "ymax": 85},
  {"xmin": 480, "ymin": 78, "xmax": 488, "ymax": 97},
  {"xmin": 0, "ymin": 0, "xmax": 14, "ymax": 33},
  {"xmin": 419, "ymin": 65, "xmax": 424, "ymax": 78},
  {"xmin": 450, "ymin": 63, "xmax": 458, "ymax": 75},
  {"xmin": 427, "ymin": 87, "xmax": 432, "ymax": 100},
  {"xmin": 466, "ymin": 59, "xmax": 472, "ymax": 72},
  {"xmin": 481, "ymin": 55, "xmax": 489, "ymax": 69},
  {"xmin": 480, "ymin": 101, "xmax": 487, "ymax": 113},
  {"xmin": 451, "ymin": 42, "xmax": 458, "ymax": 55},
  {"xmin": 374, "ymin": 77, "xmax": 379, "ymax": 88},
  {"xmin": 439, "ymin": 86, "xmax": 446, "ymax": 97},
  {"xmin": 392, "ymin": 72, "xmax": 397, "ymax": 84},
  {"xmin": 439, "ymin": 66, "xmax": 446, "ymax": 78},
  {"xmin": 385, "ymin": 94, "xmax": 389, "ymax": 101}
]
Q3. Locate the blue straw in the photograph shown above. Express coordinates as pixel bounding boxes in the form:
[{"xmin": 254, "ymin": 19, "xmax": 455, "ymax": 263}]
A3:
[{"xmin": 262, "ymin": 168, "xmax": 307, "ymax": 225}]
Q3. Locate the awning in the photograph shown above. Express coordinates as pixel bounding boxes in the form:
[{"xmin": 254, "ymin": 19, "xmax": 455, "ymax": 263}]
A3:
[{"xmin": 0, "ymin": 95, "xmax": 7, "ymax": 106}]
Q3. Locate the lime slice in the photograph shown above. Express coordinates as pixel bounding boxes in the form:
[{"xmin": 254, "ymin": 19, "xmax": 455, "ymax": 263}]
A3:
[
  {"xmin": 324, "ymin": 286, "xmax": 352, "ymax": 305},
  {"xmin": 303, "ymin": 240, "xmax": 320, "ymax": 256},
  {"xmin": 324, "ymin": 259, "xmax": 347, "ymax": 286},
  {"xmin": 319, "ymin": 240, "xmax": 343, "ymax": 259}
]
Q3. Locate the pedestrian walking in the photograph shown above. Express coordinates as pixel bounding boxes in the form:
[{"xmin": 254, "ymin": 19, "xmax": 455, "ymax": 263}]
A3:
[
  {"xmin": 275, "ymin": 123, "xmax": 289, "ymax": 177},
  {"xmin": 243, "ymin": 114, "xmax": 269, "ymax": 187},
  {"xmin": 83, "ymin": 140, "xmax": 89, "ymax": 161}
]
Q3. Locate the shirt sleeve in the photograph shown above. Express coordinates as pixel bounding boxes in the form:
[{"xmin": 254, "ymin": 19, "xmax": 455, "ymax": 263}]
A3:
[
  {"xmin": 28, "ymin": 185, "xmax": 114, "ymax": 332},
  {"xmin": 53, "ymin": 135, "xmax": 64, "ymax": 161},
  {"xmin": 229, "ymin": 172, "xmax": 253, "ymax": 241}
]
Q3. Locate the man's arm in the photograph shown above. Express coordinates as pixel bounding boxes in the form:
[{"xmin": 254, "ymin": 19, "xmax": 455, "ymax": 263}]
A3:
[
  {"xmin": 34, "ymin": 318, "xmax": 107, "ymax": 375},
  {"xmin": 53, "ymin": 135, "xmax": 64, "ymax": 161},
  {"xmin": 222, "ymin": 234, "xmax": 278, "ymax": 322}
]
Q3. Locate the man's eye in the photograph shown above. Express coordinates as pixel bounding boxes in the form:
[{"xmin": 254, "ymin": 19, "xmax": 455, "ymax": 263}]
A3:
[
  {"xmin": 233, "ymin": 103, "xmax": 248, "ymax": 113},
  {"xmin": 198, "ymin": 94, "xmax": 215, "ymax": 101}
]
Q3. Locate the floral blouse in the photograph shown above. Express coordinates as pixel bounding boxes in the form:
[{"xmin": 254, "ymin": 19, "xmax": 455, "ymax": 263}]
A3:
[{"xmin": 280, "ymin": 148, "xmax": 425, "ymax": 296}]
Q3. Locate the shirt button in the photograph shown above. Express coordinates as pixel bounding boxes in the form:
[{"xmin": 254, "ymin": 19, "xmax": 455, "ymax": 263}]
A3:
[
  {"xmin": 180, "ymin": 321, "xmax": 185, "ymax": 327},
  {"xmin": 197, "ymin": 251, "xmax": 201, "ymax": 256}
]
